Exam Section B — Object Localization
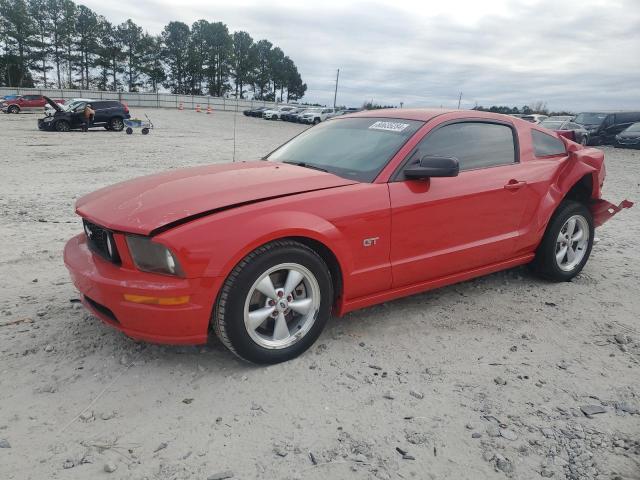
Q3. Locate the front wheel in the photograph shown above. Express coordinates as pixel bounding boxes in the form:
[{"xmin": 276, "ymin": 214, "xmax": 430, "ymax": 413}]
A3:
[
  {"xmin": 126, "ymin": 127, "xmax": 133, "ymax": 135},
  {"xmin": 313, "ymin": 118, "xmax": 320, "ymax": 125},
  {"xmin": 213, "ymin": 240, "xmax": 333, "ymax": 364},
  {"xmin": 55, "ymin": 120, "xmax": 70, "ymax": 132},
  {"xmin": 531, "ymin": 200, "xmax": 594, "ymax": 281},
  {"xmin": 141, "ymin": 128, "xmax": 149, "ymax": 135},
  {"xmin": 110, "ymin": 117, "xmax": 124, "ymax": 132},
  {"xmin": 8, "ymin": 105, "xmax": 19, "ymax": 114}
]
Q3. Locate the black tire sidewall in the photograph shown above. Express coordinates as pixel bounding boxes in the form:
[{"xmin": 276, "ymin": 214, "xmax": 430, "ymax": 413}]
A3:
[
  {"xmin": 216, "ymin": 243, "xmax": 333, "ymax": 364},
  {"xmin": 55, "ymin": 120, "xmax": 70, "ymax": 132},
  {"xmin": 535, "ymin": 201, "xmax": 594, "ymax": 281},
  {"xmin": 110, "ymin": 117, "xmax": 124, "ymax": 131}
]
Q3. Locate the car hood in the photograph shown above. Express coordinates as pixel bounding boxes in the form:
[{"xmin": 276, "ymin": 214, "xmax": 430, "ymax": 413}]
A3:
[
  {"xmin": 618, "ymin": 131, "xmax": 640, "ymax": 138},
  {"xmin": 43, "ymin": 96, "xmax": 64, "ymax": 113},
  {"xmin": 76, "ymin": 161, "xmax": 357, "ymax": 235}
]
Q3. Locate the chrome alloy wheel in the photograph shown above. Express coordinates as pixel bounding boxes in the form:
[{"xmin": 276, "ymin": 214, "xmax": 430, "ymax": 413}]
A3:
[
  {"xmin": 243, "ymin": 263, "xmax": 320, "ymax": 349},
  {"xmin": 555, "ymin": 215, "xmax": 589, "ymax": 272}
]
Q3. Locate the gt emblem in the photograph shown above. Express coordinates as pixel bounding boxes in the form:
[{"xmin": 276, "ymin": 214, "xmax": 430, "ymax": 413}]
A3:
[{"xmin": 363, "ymin": 237, "xmax": 379, "ymax": 247}]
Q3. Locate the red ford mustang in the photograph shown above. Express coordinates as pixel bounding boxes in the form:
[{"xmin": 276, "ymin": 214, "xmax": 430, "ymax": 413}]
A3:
[{"xmin": 64, "ymin": 109, "xmax": 632, "ymax": 363}]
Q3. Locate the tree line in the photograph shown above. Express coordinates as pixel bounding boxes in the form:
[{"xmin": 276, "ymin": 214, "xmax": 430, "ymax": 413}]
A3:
[
  {"xmin": 0, "ymin": 0, "xmax": 307, "ymax": 101},
  {"xmin": 472, "ymin": 101, "xmax": 573, "ymax": 116}
]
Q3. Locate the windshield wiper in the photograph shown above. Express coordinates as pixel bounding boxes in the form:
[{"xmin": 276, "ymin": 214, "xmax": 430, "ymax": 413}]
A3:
[{"xmin": 282, "ymin": 161, "xmax": 329, "ymax": 173}]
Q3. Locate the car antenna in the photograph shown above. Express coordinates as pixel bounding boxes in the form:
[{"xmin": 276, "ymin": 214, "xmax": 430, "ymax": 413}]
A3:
[{"xmin": 232, "ymin": 97, "xmax": 238, "ymax": 162}]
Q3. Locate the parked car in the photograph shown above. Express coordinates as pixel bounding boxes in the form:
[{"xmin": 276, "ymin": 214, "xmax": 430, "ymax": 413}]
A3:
[
  {"xmin": 63, "ymin": 109, "xmax": 631, "ymax": 364},
  {"xmin": 280, "ymin": 108, "xmax": 304, "ymax": 122},
  {"xmin": 44, "ymin": 97, "xmax": 95, "ymax": 116},
  {"xmin": 539, "ymin": 119, "xmax": 589, "ymax": 145},
  {"xmin": 299, "ymin": 107, "xmax": 335, "ymax": 124},
  {"xmin": 0, "ymin": 94, "xmax": 21, "ymax": 106},
  {"xmin": 263, "ymin": 105, "xmax": 298, "ymax": 120},
  {"xmin": 521, "ymin": 114, "xmax": 548, "ymax": 124},
  {"xmin": 615, "ymin": 122, "xmax": 640, "ymax": 149},
  {"xmin": 287, "ymin": 109, "xmax": 312, "ymax": 123},
  {"xmin": 546, "ymin": 115, "xmax": 575, "ymax": 122},
  {"xmin": 38, "ymin": 97, "xmax": 130, "ymax": 132},
  {"xmin": 243, "ymin": 106, "xmax": 268, "ymax": 117},
  {"xmin": 574, "ymin": 111, "xmax": 640, "ymax": 145},
  {"xmin": 2, "ymin": 94, "xmax": 65, "ymax": 114}
]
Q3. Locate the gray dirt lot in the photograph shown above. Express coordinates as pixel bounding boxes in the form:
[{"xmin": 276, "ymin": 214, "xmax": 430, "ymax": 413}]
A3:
[{"xmin": 0, "ymin": 108, "xmax": 639, "ymax": 480}]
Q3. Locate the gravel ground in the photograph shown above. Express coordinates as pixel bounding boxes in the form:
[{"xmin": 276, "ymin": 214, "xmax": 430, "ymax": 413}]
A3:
[{"xmin": 0, "ymin": 108, "xmax": 639, "ymax": 480}]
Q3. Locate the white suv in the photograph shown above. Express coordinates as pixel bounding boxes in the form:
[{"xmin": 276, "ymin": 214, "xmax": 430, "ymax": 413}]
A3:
[
  {"xmin": 300, "ymin": 108, "xmax": 335, "ymax": 125},
  {"xmin": 263, "ymin": 105, "xmax": 297, "ymax": 120}
]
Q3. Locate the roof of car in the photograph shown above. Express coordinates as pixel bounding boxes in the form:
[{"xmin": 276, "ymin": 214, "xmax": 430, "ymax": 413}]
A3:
[{"xmin": 341, "ymin": 108, "xmax": 525, "ymax": 123}]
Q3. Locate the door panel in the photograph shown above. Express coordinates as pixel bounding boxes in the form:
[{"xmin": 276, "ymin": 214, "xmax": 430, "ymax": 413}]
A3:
[{"xmin": 389, "ymin": 164, "xmax": 528, "ymax": 288}]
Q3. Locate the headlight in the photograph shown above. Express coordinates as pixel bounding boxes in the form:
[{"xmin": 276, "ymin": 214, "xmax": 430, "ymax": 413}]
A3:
[{"xmin": 125, "ymin": 235, "xmax": 184, "ymax": 276}]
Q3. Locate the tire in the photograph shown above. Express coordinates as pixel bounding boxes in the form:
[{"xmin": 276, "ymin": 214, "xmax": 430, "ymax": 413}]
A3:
[
  {"xmin": 8, "ymin": 105, "xmax": 19, "ymax": 114},
  {"xmin": 213, "ymin": 240, "xmax": 333, "ymax": 364},
  {"xmin": 141, "ymin": 128, "xmax": 149, "ymax": 135},
  {"xmin": 531, "ymin": 200, "xmax": 594, "ymax": 282},
  {"xmin": 55, "ymin": 120, "xmax": 70, "ymax": 132},
  {"xmin": 110, "ymin": 117, "xmax": 124, "ymax": 132},
  {"xmin": 313, "ymin": 118, "xmax": 320, "ymax": 125},
  {"xmin": 126, "ymin": 127, "xmax": 133, "ymax": 135}
]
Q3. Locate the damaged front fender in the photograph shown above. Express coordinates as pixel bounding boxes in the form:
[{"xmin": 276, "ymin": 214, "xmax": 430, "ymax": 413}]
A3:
[{"xmin": 590, "ymin": 199, "xmax": 634, "ymax": 227}]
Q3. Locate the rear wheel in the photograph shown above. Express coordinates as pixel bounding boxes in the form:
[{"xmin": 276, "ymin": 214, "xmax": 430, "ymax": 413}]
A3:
[
  {"xmin": 213, "ymin": 240, "xmax": 333, "ymax": 364},
  {"xmin": 110, "ymin": 117, "xmax": 124, "ymax": 132},
  {"xmin": 8, "ymin": 105, "xmax": 19, "ymax": 114},
  {"xmin": 126, "ymin": 127, "xmax": 133, "ymax": 135},
  {"xmin": 531, "ymin": 200, "xmax": 594, "ymax": 281},
  {"xmin": 55, "ymin": 120, "xmax": 70, "ymax": 132}
]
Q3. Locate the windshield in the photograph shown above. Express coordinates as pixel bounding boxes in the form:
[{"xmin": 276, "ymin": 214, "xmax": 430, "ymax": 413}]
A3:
[
  {"xmin": 624, "ymin": 122, "xmax": 640, "ymax": 132},
  {"xmin": 267, "ymin": 117, "xmax": 423, "ymax": 182},
  {"xmin": 540, "ymin": 121, "xmax": 565, "ymax": 129},
  {"xmin": 574, "ymin": 112, "xmax": 607, "ymax": 125}
]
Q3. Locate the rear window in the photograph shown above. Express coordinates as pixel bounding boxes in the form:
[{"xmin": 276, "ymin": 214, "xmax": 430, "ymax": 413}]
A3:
[
  {"xmin": 93, "ymin": 101, "xmax": 121, "ymax": 109},
  {"xmin": 532, "ymin": 130, "xmax": 566, "ymax": 157}
]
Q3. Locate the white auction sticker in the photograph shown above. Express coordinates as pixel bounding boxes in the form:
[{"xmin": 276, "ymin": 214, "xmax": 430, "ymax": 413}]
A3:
[{"xmin": 368, "ymin": 121, "xmax": 410, "ymax": 132}]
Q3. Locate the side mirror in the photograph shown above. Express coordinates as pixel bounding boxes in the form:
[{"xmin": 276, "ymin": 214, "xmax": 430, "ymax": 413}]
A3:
[{"xmin": 404, "ymin": 155, "xmax": 459, "ymax": 179}]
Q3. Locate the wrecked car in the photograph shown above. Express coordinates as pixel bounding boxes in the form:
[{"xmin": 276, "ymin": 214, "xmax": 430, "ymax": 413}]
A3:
[
  {"xmin": 64, "ymin": 109, "xmax": 632, "ymax": 364},
  {"xmin": 38, "ymin": 96, "xmax": 130, "ymax": 132}
]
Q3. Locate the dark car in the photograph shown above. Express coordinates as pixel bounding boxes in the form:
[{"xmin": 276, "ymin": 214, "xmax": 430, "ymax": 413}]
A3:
[
  {"xmin": 539, "ymin": 119, "xmax": 589, "ymax": 145},
  {"xmin": 38, "ymin": 97, "xmax": 130, "ymax": 132},
  {"xmin": 280, "ymin": 107, "xmax": 304, "ymax": 122},
  {"xmin": 243, "ymin": 106, "xmax": 268, "ymax": 118},
  {"xmin": 615, "ymin": 122, "xmax": 640, "ymax": 149},
  {"xmin": 574, "ymin": 111, "xmax": 640, "ymax": 145}
]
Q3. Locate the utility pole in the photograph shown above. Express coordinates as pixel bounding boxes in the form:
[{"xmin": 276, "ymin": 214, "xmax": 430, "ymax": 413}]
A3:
[
  {"xmin": 333, "ymin": 68, "xmax": 340, "ymax": 109},
  {"xmin": 457, "ymin": 92, "xmax": 463, "ymax": 109}
]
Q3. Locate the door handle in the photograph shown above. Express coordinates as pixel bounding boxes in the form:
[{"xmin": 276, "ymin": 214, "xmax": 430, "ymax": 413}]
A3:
[{"xmin": 504, "ymin": 180, "xmax": 526, "ymax": 190}]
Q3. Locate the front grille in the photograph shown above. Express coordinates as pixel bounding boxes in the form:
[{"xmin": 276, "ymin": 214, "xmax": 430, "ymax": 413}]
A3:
[{"xmin": 83, "ymin": 219, "xmax": 121, "ymax": 264}]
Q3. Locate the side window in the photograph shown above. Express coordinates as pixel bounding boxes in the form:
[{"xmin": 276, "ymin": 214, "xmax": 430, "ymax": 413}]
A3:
[
  {"xmin": 414, "ymin": 122, "xmax": 516, "ymax": 171},
  {"xmin": 532, "ymin": 130, "xmax": 566, "ymax": 157}
]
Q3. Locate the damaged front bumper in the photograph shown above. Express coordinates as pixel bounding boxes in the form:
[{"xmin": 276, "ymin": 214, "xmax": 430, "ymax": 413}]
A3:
[{"xmin": 590, "ymin": 199, "xmax": 634, "ymax": 227}]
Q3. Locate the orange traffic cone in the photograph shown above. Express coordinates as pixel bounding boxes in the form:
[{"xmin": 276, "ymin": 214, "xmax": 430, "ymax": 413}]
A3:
[
  {"xmin": 206, "ymin": 105, "xmax": 212, "ymax": 115},
  {"xmin": 195, "ymin": 104, "xmax": 201, "ymax": 113},
  {"xmin": 178, "ymin": 102, "xmax": 184, "ymax": 111}
]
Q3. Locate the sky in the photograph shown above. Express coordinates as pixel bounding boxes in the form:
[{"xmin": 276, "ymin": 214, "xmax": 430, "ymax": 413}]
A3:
[{"xmin": 79, "ymin": 0, "xmax": 640, "ymax": 111}]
